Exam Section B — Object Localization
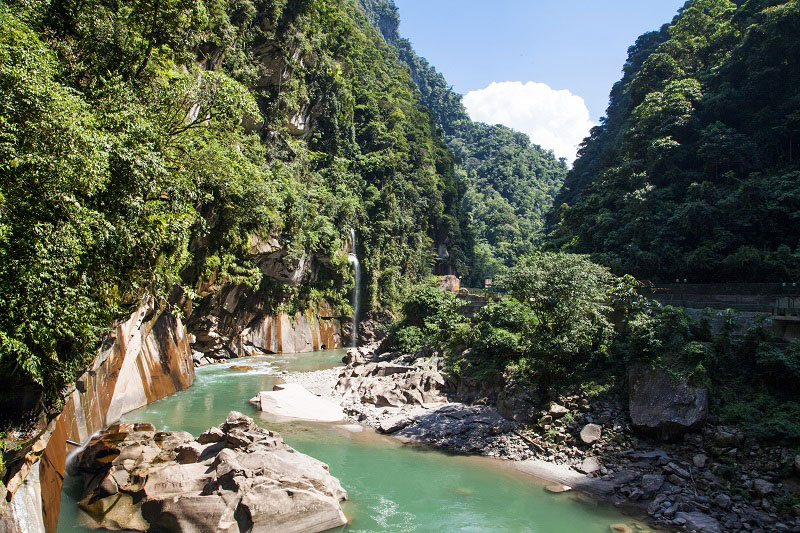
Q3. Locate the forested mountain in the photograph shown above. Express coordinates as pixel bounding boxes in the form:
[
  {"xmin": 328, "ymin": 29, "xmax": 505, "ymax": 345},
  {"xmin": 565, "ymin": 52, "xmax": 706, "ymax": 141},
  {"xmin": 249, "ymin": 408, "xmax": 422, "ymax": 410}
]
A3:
[
  {"xmin": 0, "ymin": 0, "xmax": 471, "ymax": 404},
  {"xmin": 358, "ymin": 0, "xmax": 568, "ymax": 285},
  {"xmin": 551, "ymin": 0, "xmax": 800, "ymax": 282}
]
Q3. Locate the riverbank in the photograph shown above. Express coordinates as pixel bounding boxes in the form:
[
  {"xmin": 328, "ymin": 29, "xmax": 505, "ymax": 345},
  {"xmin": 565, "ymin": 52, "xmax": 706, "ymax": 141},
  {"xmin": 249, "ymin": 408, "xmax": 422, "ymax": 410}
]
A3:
[
  {"xmin": 282, "ymin": 366, "xmax": 630, "ymax": 498},
  {"xmin": 56, "ymin": 349, "xmax": 653, "ymax": 532},
  {"xmin": 282, "ymin": 347, "xmax": 800, "ymax": 533}
]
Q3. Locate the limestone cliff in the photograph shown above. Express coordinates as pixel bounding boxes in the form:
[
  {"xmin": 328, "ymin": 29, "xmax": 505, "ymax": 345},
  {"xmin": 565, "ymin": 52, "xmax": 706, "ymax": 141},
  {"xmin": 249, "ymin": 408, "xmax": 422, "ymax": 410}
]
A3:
[
  {"xmin": 1, "ymin": 284, "xmax": 342, "ymax": 531},
  {"xmin": 1, "ymin": 298, "xmax": 194, "ymax": 533},
  {"xmin": 187, "ymin": 284, "xmax": 342, "ymax": 365}
]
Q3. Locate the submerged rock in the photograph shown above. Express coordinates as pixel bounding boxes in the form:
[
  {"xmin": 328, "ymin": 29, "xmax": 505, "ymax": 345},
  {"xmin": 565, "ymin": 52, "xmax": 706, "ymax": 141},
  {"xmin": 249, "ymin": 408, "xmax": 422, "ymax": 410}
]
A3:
[
  {"xmin": 72, "ymin": 412, "xmax": 348, "ymax": 532},
  {"xmin": 610, "ymin": 525, "xmax": 633, "ymax": 533},
  {"xmin": 545, "ymin": 483, "xmax": 572, "ymax": 494},
  {"xmin": 628, "ymin": 362, "xmax": 708, "ymax": 440}
]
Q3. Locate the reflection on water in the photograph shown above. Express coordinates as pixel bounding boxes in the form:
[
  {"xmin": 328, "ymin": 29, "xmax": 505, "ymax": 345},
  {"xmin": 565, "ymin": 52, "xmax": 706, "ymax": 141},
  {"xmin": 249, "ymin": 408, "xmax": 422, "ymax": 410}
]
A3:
[{"xmin": 58, "ymin": 349, "xmax": 644, "ymax": 532}]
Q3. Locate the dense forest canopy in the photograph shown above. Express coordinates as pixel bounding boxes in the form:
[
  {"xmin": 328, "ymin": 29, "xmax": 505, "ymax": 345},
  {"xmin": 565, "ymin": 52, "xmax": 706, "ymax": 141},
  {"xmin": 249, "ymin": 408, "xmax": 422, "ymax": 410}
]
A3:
[
  {"xmin": 0, "ymin": 0, "xmax": 471, "ymax": 406},
  {"xmin": 357, "ymin": 0, "xmax": 568, "ymax": 286},
  {"xmin": 551, "ymin": 0, "xmax": 800, "ymax": 283}
]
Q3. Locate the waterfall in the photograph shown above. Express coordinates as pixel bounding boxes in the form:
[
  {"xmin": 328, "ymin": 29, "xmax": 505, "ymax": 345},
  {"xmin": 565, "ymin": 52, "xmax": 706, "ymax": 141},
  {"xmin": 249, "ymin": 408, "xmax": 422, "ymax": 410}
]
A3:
[
  {"xmin": 347, "ymin": 229, "xmax": 361, "ymax": 348},
  {"xmin": 65, "ymin": 430, "xmax": 101, "ymax": 476}
]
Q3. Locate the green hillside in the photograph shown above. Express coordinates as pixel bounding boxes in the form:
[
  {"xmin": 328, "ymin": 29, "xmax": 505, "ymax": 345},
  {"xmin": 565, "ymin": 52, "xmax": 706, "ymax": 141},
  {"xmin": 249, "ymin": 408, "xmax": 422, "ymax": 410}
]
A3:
[{"xmin": 551, "ymin": 0, "xmax": 800, "ymax": 282}]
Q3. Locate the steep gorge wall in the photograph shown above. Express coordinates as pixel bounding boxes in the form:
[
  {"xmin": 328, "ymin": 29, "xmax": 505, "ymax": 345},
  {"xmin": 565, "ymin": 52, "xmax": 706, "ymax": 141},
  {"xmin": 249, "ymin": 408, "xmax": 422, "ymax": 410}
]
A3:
[
  {"xmin": 1, "ymin": 298, "xmax": 195, "ymax": 533},
  {"xmin": 0, "ymin": 289, "xmax": 343, "ymax": 532},
  {"xmin": 188, "ymin": 284, "xmax": 342, "ymax": 365}
]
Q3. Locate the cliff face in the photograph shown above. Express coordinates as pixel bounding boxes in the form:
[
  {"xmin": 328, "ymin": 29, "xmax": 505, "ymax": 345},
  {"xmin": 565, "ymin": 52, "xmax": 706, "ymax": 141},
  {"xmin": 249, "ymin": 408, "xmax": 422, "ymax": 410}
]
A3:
[
  {"xmin": 2, "ymin": 0, "xmax": 456, "ymax": 528},
  {"xmin": 185, "ymin": 233, "xmax": 344, "ymax": 364},
  {"xmin": 188, "ymin": 284, "xmax": 342, "ymax": 365},
  {"xmin": 1, "ymin": 288, "xmax": 342, "ymax": 532},
  {"xmin": 1, "ymin": 298, "xmax": 194, "ymax": 533}
]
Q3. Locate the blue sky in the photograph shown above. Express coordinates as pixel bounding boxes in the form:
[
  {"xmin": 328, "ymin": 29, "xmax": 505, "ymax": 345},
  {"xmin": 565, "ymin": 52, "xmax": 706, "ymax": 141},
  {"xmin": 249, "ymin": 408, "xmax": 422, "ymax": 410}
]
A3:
[{"xmin": 393, "ymin": 0, "xmax": 686, "ymax": 160}]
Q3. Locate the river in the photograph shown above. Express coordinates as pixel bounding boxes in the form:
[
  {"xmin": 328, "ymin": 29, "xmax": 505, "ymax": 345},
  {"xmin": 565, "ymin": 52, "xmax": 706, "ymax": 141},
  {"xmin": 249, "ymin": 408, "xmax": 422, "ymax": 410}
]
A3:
[{"xmin": 58, "ymin": 350, "xmax": 645, "ymax": 532}]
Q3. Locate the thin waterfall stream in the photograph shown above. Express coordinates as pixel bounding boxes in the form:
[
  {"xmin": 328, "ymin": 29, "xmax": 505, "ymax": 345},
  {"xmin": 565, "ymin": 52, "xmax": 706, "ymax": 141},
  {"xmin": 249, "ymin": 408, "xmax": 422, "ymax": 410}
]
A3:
[{"xmin": 348, "ymin": 228, "xmax": 361, "ymax": 348}]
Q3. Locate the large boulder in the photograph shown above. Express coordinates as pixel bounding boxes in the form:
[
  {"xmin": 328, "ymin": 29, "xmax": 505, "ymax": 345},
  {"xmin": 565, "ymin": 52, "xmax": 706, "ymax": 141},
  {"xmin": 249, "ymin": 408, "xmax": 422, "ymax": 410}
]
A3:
[
  {"xmin": 579, "ymin": 423, "xmax": 602, "ymax": 445},
  {"xmin": 629, "ymin": 362, "xmax": 708, "ymax": 441},
  {"xmin": 334, "ymin": 360, "xmax": 446, "ymax": 407},
  {"xmin": 72, "ymin": 412, "xmax": 347, "ymax": 532}
]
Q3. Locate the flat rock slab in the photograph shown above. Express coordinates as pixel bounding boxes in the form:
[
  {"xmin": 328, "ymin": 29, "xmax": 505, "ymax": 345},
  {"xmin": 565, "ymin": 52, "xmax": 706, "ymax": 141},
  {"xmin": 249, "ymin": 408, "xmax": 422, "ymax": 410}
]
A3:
[
  {"xmin": 250, "ymin": 383, "xmax": 345, "ymax": 422},
  {"xmin": 676, "ymin": 511, "xmax": 721, "ymax": 533},
  {"xmin": 575, "ymin": 456, "xmax": 601, "ymax": 474},
  {"xmin": 377, "ymin": 415, "xmax": 412, "ymax": 434}
]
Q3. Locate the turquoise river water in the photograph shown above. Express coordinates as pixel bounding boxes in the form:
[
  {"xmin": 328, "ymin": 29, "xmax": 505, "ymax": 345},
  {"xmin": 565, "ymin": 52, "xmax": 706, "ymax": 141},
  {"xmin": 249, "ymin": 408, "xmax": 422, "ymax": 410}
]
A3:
[{"xmin": 58, "ymin": 350, "xmax": 646, "ymax": 532}]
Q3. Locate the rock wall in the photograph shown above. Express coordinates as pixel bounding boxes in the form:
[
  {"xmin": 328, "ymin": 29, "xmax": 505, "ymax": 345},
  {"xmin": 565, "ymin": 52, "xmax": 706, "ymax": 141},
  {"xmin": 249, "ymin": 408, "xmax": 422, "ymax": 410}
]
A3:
[
  {"xmin": 1, "ymin": 297, "xmax": 195, "ymax": 533},
  {"xmin": 1, "ymin": 462, "xmax": 45, "ymax": 533},
  {"xmin": 189, "ymin": 284, "xmax": 342, "ymax": 365}
]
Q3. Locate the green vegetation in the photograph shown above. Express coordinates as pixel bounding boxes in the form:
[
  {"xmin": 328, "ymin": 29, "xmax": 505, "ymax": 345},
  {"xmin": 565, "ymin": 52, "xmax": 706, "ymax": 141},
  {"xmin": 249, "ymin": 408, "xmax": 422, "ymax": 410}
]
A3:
[
  {"xmin": 3, "ymin": 0, "xmax": 800, "ymax": 455},
  {"xmin": 389, "ymin": 253, "xmax": 626, "ymax": 388},
  {"xmin": 451, "ymin": 254, "xmax": 621, "ymax": 388},
  {"xmin": 624, "ymin": 307, "xmax": 800, "ymax": 441},
  {"xmin": 551, "ymin": 0, "xmax": 800, "ymax": 282},
  {"xmin": 357, "ymin": 0, "xmax": 568, "ymax": 285},
  {"xmin": 0, "ymin": 0, "xmax": 471, "ymax": 420},
  {"xmin": 389, "ymin": 252, "xmax": 800, "ymax": 442}
]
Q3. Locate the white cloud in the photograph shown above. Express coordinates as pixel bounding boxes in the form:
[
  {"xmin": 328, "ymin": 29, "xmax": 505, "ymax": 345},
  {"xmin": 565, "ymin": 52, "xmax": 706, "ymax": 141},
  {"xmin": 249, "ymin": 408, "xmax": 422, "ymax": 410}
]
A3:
[{"xmin": 462, "ymin": 81, "xmax": 594, "ymax": 164}]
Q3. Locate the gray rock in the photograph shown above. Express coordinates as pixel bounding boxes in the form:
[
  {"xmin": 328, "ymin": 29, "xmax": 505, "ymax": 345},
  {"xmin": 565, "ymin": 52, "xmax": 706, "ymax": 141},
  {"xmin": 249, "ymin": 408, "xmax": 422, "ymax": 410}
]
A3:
[
  {"xmin": 576, "ymin": 456, "xmax": 601, "ymax": 474},
  {"xmin": 693, "ymin": 453, "xmax": 708, "ymax": 468},
  {"xmin": 665, "ymin": 462, "xmax": 691, "ymax": 479},
  {"xmin": 334, "ymin": 361, "xmax": 446, "ymax": 408},
  {"xmin": 641, "ymin": 474, "xmax": 665, "ymax": 493},
  {"xmin": 175, "ymin": 442, "xmax": 202, "ymax": 464},
  {"xmin": 495, "ymin": 385, "xmax": 539, "ymax": 423},
  {"xmin": 753, "ymin": 478, "xmax": 774, "ymax": 497},
  {"xmin": 549, "ymin": 403, "xmax": 569, "ymax": 418},
  {"xmin": 197, "ymin": 426, "xmax": 225, "ymax": 444},
  {"xmin": 712, "ymin": 428, "xmax": 738, "ymax": 448},
  {"xmin": 629, "ymin": 362, "xmax": 708, "ymax": 441},
  {"xmin": 676, "ymin": 511, "xmax": 721, "ymax": 533},
  {"xmin": 73, "ymin": 411, "xmax": 348, "ymax": 532},
  {"xmin": 545, "ymin": 483, "xmax": 572, "ymax": 493},
  {"xmin": 579, "ymin": 423, "xmax": 602, "ymax": 444},
  {"xmin": 713, "ymin": 493, "xmax": 731, "ymax": 509},
  {"xmin": 795, "ymin": 454, "xmax": 800, "ymax": 474},
  {"xmin": 378, "ymin": 416, "xmax": 412, "ymax": 434},
  {"xmin": 612, "ymin": 469, "xmax": 639, "ymax": 486},
  {"xmin": 627, "ymin": 449, "xmax": 669, "ymax": 460}
]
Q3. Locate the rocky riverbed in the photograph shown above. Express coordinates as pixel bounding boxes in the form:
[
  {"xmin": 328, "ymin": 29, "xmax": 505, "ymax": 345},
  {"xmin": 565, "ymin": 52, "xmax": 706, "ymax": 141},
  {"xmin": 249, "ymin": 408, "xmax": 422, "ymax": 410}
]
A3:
[{"xmin": 282, "ymin": 345, "xmax": 800, "ymax": 533}]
